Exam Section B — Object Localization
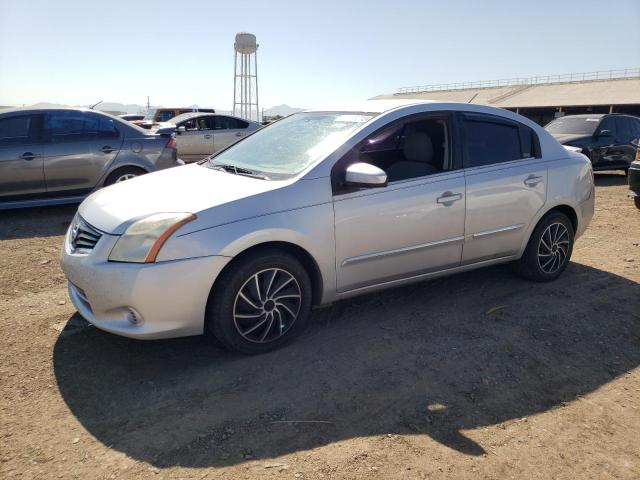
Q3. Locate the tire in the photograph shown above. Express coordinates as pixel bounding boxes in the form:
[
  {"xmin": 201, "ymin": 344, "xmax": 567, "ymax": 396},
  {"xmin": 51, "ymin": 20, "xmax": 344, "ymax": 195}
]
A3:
[
  {"xmin": 206, "ymin": 249, "xmax": 312, "ymax": 354},
  {"xmin": 634, "ymin": 197, "xmax": 640, "ymax": 209},
  {"xmin": 513, "ymin": 211, "xmax": 575, "ymax": 282},
  {"xmin": 104, "ymin": 166, "xmax": 146, "ymax": 186}
]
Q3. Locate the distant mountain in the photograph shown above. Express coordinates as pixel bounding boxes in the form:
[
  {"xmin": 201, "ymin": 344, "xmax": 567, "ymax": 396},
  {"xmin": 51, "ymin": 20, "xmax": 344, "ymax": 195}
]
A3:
[{"xmin": 263, "ymin": 104, "xmax": 304, "ymax": 117}]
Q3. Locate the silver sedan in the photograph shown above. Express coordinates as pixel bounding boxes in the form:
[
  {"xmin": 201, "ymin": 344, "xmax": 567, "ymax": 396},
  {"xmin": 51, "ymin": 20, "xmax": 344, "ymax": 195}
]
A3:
[
  {"xmin": 155, "ymin": 112, "xmax": 262, "ymax": 163},
  {"xmin": 61, "ymin": 100, "xmax": 595, "ymax": 354}
]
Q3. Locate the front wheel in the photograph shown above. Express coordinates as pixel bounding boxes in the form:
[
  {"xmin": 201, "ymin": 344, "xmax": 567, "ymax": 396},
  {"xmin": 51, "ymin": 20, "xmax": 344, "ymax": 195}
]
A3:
[
  {"xmin": 206, "ymin": 249, "xmax": 312, "ymax": 354},
  {"xmin": 513, "ymin": 212, "xmax": 575, "ymax": 282},
  {"xmin": 634, "ymin": 197, "xmax": 640, "ymax": 209}
]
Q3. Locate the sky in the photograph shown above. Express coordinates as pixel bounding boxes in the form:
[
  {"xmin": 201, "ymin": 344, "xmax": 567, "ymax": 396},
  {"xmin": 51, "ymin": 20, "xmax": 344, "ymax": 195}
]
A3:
[{"xmin": 1, "ymin": 0, "xmax": 639, "ymax": 110}]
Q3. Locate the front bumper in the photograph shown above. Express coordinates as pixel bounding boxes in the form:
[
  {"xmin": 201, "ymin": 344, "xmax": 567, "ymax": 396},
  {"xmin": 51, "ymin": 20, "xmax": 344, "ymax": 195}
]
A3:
[
  {"xmin": 628, "ymin": 161, "xmax": 640, "ymax": 196},
  {"xmin": 60, "ymin": 223, "xmax": 231, "ymax": 339}
]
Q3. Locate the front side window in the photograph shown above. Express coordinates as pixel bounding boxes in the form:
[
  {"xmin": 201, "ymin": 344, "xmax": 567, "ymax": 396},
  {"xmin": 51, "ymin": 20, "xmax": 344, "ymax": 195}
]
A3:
[
  {"xmin": 205, "ymin": 112, "xmax": 373, "ymax": 177},
  {"xmin": 463, "ymin": 118, "xmax": 523, "ymax": 167},
  {"xmin": 0, "ymin": 115, "xmax": 38, "ymax": 146},
  {"xmin": 196, "ymin": 117, "xmax": 213, "ymax": 131},
  {"xmin": 333, "ymin": 116, "xmax": 452, "ymax": 190},
  {"xmin": 597, "ymin": 117, "xmax": 616, "ymax": 136}
]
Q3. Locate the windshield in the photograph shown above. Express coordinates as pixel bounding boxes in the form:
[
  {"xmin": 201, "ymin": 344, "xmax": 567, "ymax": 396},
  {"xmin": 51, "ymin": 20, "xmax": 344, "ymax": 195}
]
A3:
[
  {"xmin": 143, "ymin": 108, "xmax": 156, "ymax": 121},
  {"xmin": 205, "ymin": 112, "xmax": 373, "ymax": 177},
  {"xmin": 546, "ymin": 117, "xmax": 600, "ymax": 135}
]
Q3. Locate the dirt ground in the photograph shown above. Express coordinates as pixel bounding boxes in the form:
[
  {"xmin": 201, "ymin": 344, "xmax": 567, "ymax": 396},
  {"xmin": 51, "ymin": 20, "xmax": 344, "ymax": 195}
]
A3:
[{"xmin": 1, "ymin": 173, "xmax": 639, "ymax": 480}]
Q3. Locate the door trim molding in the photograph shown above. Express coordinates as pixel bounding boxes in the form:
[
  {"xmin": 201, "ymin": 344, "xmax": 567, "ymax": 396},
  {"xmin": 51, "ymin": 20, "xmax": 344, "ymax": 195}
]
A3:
[
  {"xmin": 341, "ymin": 235, "xmax": 465, "ymax": 267},
  {"xmin": 471, "ymin": 223, "xmax": 525, "ymax": 239}
]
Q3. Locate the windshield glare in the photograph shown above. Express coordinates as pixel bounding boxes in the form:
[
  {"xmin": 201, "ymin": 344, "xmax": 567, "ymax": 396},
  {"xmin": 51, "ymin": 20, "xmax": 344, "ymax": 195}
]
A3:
[
  {"xmin": 546, "ymin": 117, "xmax": 600, "ymax": 135},
  {"xmin": 206, "ymin": 112, "xmax": 373, "ymax": 177}
]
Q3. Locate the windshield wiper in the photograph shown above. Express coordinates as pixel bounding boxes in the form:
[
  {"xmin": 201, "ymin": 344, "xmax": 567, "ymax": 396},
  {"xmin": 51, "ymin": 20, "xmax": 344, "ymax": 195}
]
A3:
[{"xmin": 209, "ymin": 162, "xmax": 269, "ymax": 180}]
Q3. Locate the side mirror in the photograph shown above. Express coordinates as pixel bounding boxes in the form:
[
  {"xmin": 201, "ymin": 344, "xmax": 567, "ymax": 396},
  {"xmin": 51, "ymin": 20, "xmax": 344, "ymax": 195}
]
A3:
[
  {"xmin": 597, "ymin": 129, "xmax": 612, "ymax": 137},
  {"xmin": 345, "ymin": 162, "xmax": 387, "ymax": 188},
  {"xmin": 176, "ymin": 126, "xmax": 186, "ymax": 134}
]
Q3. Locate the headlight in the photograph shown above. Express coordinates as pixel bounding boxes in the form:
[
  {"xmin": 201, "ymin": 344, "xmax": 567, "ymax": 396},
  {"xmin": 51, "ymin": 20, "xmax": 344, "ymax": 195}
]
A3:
[{"xmin": 108, "ymin": 213, "xmax": 196, "ymax": 263}]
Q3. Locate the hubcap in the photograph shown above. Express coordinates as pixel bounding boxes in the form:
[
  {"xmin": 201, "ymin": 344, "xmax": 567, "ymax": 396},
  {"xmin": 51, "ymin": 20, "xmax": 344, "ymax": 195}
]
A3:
[
  {"xmin": 115, "ymin": 173, "xmax": 137, "ymax": 183},
  {"xmin": 538, "ymin": 222, "xmax": 570, "ymax": 274},
  {"xmin": 233, "ymin": 268, "xmax": 302, "ymax": 344}
]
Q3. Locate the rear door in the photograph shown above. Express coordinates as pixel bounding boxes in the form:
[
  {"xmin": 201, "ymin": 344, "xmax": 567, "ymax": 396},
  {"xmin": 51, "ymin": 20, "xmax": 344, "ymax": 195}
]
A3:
[
  {"xmin": 43, "ymin": 111, "xmax": 122, "ymax": 194},
  {"xmin": 0, "ymin": 113, "xmax": 45, "ymax": 198},
  {"xmin": 175, "ymin": 116, "xmax": 215, "ymax": 162},
  {"xmin": 461, "ymin": 113, "xmax": 547, "ymax": 263},
  {"xmin": 213, "ymin": 116, "xmax": 250, "ymax": 151}
]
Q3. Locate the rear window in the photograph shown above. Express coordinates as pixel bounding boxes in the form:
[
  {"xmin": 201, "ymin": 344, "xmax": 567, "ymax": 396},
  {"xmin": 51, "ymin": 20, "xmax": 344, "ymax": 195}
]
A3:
[{"xmin": 546, "ymin": 117, "xmax": 600, "ymax": 135}]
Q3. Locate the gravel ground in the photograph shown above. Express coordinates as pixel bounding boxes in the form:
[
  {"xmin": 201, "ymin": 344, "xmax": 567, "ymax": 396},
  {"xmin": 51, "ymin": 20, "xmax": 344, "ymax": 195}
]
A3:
[{"xmin": 1, "ymin": 172, "xmax": 639, "ymax": 480}]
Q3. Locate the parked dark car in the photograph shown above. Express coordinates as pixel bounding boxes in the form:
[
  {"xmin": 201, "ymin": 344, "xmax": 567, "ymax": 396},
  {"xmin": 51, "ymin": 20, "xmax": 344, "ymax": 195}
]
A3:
[
  {"xmin": 0, "ymin": 107, "xmax": 182, "ymax": 209},
  {"xmin": 545, "ymin": 114, "xmax": 640, "ymax": 173},
  {"xmin": 628, "ymin": 158, "xmax": 640, "ymax": 209}
]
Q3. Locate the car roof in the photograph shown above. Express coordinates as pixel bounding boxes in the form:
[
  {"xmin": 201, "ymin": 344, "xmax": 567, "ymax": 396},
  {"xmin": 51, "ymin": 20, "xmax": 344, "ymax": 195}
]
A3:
[
  {"xmin": 552, "ymin": 114, "xmax": 606, "ymax": 119},
  {"xmin": 0, "ymin": 106, "xmax": 102, "ymax": 115},
  {"xmin": 306, "ymin": 99, "xmax": 440, "ymax": 114}
]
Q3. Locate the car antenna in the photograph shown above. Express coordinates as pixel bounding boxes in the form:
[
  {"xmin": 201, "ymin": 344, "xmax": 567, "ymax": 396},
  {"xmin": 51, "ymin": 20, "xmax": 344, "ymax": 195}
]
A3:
[{"xmin": 89, "ymin": 100, "xmax": 103, "ymax": 109}]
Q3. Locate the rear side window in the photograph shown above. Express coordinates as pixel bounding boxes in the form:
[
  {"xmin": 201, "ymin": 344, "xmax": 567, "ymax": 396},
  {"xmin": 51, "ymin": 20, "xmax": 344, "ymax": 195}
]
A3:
[
  {"xmin": 0, "ymin": 115, "xmax": 38, "ymax": 146},
  {"xmin": 45, "ymin": 112, "xmax": 118, "ymax": 142},
  {"xmin": 214, "ymin": 116, "xmax": 249, "ymax": 130},
  {"xmin": 463, "ymin": 118, "xmax": 522, "ymax": 167}
]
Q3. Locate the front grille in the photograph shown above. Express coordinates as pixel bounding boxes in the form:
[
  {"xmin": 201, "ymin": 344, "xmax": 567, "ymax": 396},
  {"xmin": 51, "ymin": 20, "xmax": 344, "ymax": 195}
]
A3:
[{"xmin": 70, "ymin": 216, "xmax": 102, "ymax": 253}]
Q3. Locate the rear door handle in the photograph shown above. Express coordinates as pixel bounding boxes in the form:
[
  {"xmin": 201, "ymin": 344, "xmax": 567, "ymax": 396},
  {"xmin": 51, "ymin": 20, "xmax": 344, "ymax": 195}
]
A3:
[
  {"xmin": 524, "ymin": 174, "xmax": 543, "ymax": 187},
  {"xmin": 20, "ymin": 152, "xmax": 41, "ymax": 160},
  {"xmin": 203, "ymin": 134, "xmax": 212, "ymax": 139},
  {"xmin": 235, "ymin": 132, "xmax": 243, "ymax": 137},
  {"xmin": 437, "ymin": 192, "xmax": 463, "ymax": 205},
  {"xmin": 100, "ymin": 146, "xmax": 115, "ymax": 153}
]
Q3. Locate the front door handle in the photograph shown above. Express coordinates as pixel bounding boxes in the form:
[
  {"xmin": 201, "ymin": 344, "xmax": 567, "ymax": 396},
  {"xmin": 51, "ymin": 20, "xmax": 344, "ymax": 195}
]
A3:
[
  {"xmin": 203, "ymin": 134, "xmax": 212, "ymax": 139},
  {"xmin": 20, "ymin": 152, "xmax": 41, "ymax": 161},
  {"xmin": 235, "ymin": 132, "xmax": 243, "ymax": 137},
  {"xmin": 100, "ymin": 146, "xmax": 115, "ymax": 153},
  {"xmin": 437, "ymin": 191, "xmax": 463, "ymax": 205},
  {"xmin": 524, "ymin": 174, "xmax": 543, "ymax": 187}
]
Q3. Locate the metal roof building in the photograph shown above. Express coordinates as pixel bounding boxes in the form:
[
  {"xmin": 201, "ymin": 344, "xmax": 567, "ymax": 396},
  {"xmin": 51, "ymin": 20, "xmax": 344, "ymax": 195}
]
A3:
[{"xmin": 373, "ymin": 69, "xmax": 640, "ymax": 125}]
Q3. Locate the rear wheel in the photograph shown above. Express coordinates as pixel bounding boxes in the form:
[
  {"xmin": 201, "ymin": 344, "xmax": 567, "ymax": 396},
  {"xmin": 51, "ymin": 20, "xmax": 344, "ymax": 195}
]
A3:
[
  {"xmin": 104, "ymin": 166, "xmax": 146, "ymax": 186},
  {"xmin": 206, "ymin": 249, "xmax": 312, "ymax": 354},
  {"xmin": 513, "ymin": 212, "xmax": 575, "ymax": 282},
  {"xmin": 634, "ymin": 197, "xmax": 640, "ymax": 209}
]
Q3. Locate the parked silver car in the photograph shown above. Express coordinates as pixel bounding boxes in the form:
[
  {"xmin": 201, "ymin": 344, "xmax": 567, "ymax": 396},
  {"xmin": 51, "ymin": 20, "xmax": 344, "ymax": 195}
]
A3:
[
  {"xmin": 61, "ymin": 100, "xmax": 595, "ymax": 354},
  {"xmin": 155, "ymin": 112, "xmax": 261, "ymax": 163},
  {"xmin": 0, "ymin": 107, "xmax": 182, "ymax": 209}
]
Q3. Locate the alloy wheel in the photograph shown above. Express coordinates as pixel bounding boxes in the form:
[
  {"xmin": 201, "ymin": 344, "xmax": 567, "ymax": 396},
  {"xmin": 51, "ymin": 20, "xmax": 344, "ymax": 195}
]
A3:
[
  {"xmin": 115, "ymin": 173, "xmax": 137, "ymax": 183},
  {"xmin": 537, "ymin": 222, "xmax": 570, "ymax": 274},
  {"xmin": 233, "ymin": 268, "xmax": 302, "ymax": 343}
]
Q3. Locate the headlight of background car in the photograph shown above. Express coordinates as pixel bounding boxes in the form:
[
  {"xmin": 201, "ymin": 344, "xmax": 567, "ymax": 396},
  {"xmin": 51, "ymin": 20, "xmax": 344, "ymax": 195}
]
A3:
[{"xmin": 108, "ymin": 213, "xmax": 196, "ymax": 263}]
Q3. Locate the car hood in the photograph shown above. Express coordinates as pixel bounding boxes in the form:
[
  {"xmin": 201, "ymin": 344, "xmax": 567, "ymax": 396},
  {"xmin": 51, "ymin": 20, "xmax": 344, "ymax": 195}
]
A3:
[
  {"xmin": 79, "ymin": 164, "xmax": 295, "ymax": 234},
  {"xmin": 550, "ymin": 133, "xmax": 591, "ymax": 145}
]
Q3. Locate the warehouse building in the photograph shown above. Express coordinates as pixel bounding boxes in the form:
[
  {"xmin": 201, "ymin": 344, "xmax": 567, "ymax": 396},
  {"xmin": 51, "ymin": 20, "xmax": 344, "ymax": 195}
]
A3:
[{"xmin": 373, "ymin": 69, "xmax": 640, "ymax": 125}]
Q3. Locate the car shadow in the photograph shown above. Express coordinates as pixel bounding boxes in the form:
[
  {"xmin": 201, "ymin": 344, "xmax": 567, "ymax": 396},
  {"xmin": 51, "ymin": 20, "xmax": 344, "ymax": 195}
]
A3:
[
  {"xmin": 53, "ymin": 262, "xmax": 640, "ymax": 467},
  {"xmin": 594, "ymin": 172, "xmax": 627, "ymax": 187},
  {"xmin": 0, "ymin": 205, "xmax": 77, "ymax": 240}
]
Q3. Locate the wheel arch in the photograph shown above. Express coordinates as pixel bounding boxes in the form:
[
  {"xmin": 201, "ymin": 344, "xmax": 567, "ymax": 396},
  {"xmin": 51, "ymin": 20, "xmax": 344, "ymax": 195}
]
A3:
[
  {"xmin": 209, "ymin": 241, "xmax": 325, "ymax": 307},
  {"xmin": 519, "ymin": 202, "xmax": 579, "ymax": 257}
]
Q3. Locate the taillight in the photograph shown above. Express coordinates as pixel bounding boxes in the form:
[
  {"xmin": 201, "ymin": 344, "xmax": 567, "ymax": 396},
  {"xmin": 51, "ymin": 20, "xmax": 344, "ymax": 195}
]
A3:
[
  {"xmin": 636, "ymin": 148, "xmax": 640, "ymax": 162},
  {"xmin": 165, "ymin": 136, "xmax": 177, "ymax": 149}
]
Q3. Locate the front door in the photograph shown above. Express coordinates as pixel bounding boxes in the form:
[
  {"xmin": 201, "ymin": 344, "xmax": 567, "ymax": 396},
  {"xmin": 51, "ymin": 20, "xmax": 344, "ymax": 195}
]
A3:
[
  {"xmin": 0, "ymin": 113, "xmax": 45, "ymax": 198},
  {"xmin": 333, "ymin": 114, "xmax": 466, "ymax": 292},
  {"xmin": 460, "ymin": 113, "xmax": 547, "ymax": 263}
]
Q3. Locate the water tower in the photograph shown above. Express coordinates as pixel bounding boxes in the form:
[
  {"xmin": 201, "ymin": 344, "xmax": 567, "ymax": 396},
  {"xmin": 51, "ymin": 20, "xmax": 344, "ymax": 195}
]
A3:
[{"xmin": 233, "ymin": 33, "xmax": 259, "ymax": 122}]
